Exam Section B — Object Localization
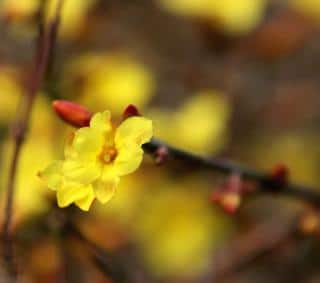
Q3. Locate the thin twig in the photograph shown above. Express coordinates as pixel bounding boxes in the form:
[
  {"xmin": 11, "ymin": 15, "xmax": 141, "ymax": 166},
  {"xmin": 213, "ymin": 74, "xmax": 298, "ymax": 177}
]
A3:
[
  {"xmin": 143, "ymin": 139, "xmax": 320, "ymax": 206},
  {"xmin": 208, "ymin": 216, "xmax": 299, "ymax": 280},
  {"xmin": 65, "ymin": 222, "xmax": 128, "ymax": 283},
  {"xmin": 2, "ymin": 0, "xmax": 64, "ymax": 279}
]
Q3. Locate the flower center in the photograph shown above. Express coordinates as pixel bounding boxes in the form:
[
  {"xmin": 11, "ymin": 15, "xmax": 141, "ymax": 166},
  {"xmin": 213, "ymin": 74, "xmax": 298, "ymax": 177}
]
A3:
[{"xmin": 99, "ymin": 146, "xmax": 118, "ymax": 164}]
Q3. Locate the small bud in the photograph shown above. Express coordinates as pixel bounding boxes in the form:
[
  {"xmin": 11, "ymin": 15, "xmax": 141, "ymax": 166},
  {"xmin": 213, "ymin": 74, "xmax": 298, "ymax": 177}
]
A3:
[
  {"xmin": 210, "ymin": 173, "xmax": 242, "ymax": 214},
  {"xmin": 221, "ymin": 193, "xmax": 241, "ymax": 214},
  {"xmin": 154, "ymin": 146, "xmax": 169, "ymax": 165},
  {"xmin": 52, "ymin": 100, "xmax": 92, "ymax": 128},
  {"xmin": 210, "ymin": 191, "xmax": 241, "ymax": 215},
  {"xmin": 299, "ymin": 211, "xmax": 320, "ymax": 236},
  {"xmin": 270, "ymin": 163, "xmax": 289, "ymax": 188},
  {"xmin": 122, "ymin": 104, "xmax": 141, "ymax": 120}
]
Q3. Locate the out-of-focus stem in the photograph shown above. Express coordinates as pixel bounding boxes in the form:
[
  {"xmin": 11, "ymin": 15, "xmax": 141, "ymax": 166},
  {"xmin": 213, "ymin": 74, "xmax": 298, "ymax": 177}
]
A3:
[
  {"xmin": 2, "ymin": 1, "xmax": 64, "ymax": 280},
  {"xmin": 143, "ymin": 139, "xmax": 320, "ymax": 206}
]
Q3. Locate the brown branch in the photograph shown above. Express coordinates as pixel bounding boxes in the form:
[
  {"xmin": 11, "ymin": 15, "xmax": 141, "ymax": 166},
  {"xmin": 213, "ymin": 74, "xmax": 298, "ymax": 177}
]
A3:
[
  {"xmin": 207, "ymin": 216, "xmax": 299, "ymax": 281},
  {"xmin": 143, "ymin": 139, "xmax": 320, "ymax": 206},
  {"xmin": 1, "ymin": 1, "xmax": 64, "ymax": 279},
  {"xmin": 51, "ymin": 100, "xmax": 320, "ymax": 207},
  {"xmin": 64, "ymin": 222, "xmax": 128, "ymax": 283}
]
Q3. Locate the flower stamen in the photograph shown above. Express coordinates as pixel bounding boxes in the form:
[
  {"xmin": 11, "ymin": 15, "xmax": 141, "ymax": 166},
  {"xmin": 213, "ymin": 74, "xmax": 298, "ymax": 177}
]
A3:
[{"xmin": 99, "ymin": 146, "xmax": 118, "ymax": 164}]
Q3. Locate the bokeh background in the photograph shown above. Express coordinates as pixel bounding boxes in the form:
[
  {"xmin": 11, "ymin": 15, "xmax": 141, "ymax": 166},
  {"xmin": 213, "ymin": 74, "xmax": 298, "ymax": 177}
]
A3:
[{"xmin": 1, "ymin": 0, "xmax": 320, "ymax": 282}]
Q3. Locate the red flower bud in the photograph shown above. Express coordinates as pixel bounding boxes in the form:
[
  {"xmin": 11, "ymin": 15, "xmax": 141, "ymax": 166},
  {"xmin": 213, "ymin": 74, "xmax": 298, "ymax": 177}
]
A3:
[
  {"xmin": 52, "ymin": 100, "xmax": 92, "ymax": 128},
  {"xmin": 210, "ymin": 173, "xmax": 242, "ymax": 214},
  {"xmin": 270, "ymin": 163, "xmax": 289, "ymax": 188},
  {"xmin": 122, "ymin": 104, "xmax": 141, "ymax": 120},
  {"xmin": 154, "ymin": 146, "xmax": 169, "ymax": 165},
  {"xmin": 210, "ymin": 191, "xmax": 241, "ymax": 215}
]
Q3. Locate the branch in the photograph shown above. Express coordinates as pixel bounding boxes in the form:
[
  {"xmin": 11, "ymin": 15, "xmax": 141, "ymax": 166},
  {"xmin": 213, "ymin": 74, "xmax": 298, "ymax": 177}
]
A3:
[
  {"xmin": 64, "ymin": 222, "xmax": 128, "ymax": 283},
  {"xmin": 1, "ymin": 1, "xmax": 64, "ymax": 279},
  {"xmin": 143, "ymin": 139, "xmax": 320, "ymax": 206},
  {"xmin": 207, "ymin": 216, "xmax": 299, "ymax": 281},
  {"xmin": 51, "ymin": 101, "xmax": 320, "ymax": 208}
]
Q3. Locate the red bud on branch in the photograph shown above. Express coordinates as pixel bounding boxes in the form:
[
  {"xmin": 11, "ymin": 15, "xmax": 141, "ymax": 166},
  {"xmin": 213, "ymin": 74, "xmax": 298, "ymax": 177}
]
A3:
[
  {"xmin": 270, "ymin": 163, "xmax": 289, "ymax": 188},
  {"xmin": 210, "ymin": 173, "xmax": 242, "ymax": 214},
  {"xmin": 122, "ymin": 104, "xmax": 141, "ymax": 120},
  {"xmin": 52, "ymin": 100, "xmax": 92, "ymax": 127},
  {"xmin": 154, "ymin": 146, "xmax": 169, "ymax": 165}
]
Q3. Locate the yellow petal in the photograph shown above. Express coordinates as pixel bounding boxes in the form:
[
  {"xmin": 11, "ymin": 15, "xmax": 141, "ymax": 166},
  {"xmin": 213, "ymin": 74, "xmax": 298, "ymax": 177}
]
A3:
[
  {"xmin": 89, "ymin": 110, "xmax": 112, "ymax": 133},
  {"xmin": 62, "ymin": 160, "xmax": 101, "ymax": 184},
  {"xmin": 57, "ymin": 181, "xmax": 91, "ymax": 207},
  {"xmin": 75, "ymin": 188, "xmax": 95, "ymax": 211},
  {"xmin": 72, "ymin": 127, "xmax": 104, "ymax": 161},
  {"xmin": 93, "ymin": 172, "xmax": 119, "ymax": 203},
  {"xmin": 64, "ymin": 132, "xmax": 77, "ymax": 159},
  {"xmin": 113, "ymin": 143, "xmax": 143, "ymax": 176},
  {"xmin": 115, "ymin": 116, "xmax": 153, "ymax": 147},
  {"xmin": 38, "ymin": 160, "xmax": 62, "ymax": 190}
]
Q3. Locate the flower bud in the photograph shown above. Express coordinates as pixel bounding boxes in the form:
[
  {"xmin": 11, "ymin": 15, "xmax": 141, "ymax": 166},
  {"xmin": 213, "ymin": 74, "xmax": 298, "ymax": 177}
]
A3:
[
  {"xmin": 154, "ymin": 146, "xmax": 169, "ymax": 165},
  {"xmin": 210, "ymin": 173, "xmax": 242, "ymax": 214},
  {"xmin": 122, "ymin": 104, "xmax": 141, "ymax": 120},
  {"xmin": 270, "ymin": 163, "xmax": 289, "ymax": 189},
  {"xmin": 52, "ymin": 100, "xmax": 92, "ymax": 127}
]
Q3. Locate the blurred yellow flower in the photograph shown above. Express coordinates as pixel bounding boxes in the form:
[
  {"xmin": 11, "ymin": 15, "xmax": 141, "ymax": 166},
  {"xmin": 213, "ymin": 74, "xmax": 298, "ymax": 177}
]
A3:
[
  {"xmin": 95, "ymin": 173, "xmax": 148, "ymax": 222},
  {"xmin": 0, "ymin": 0, "xmax": 38, "ymax": 21},
  {"xmin": 250, "ymin": 134, "xmax": 320, "ymax": 187},
  {"xmin": 0, "ymin": 0, "xmax": 97, "ymax": 38},
  {"xmin": 46, "ymin": 0, "xmax": 97, "ymax": 38},
  {"xmin": 134, "ymin": 184, "xmax": 232, "ymax": 278},
  {"xmin": 158, "ymin": 0, "xmax": 267, "ymax": 35},
  {"xmin": 290, "ymin": 0, "xmax": 320, "ymax": 22},
  {"xmin": 158, "ymin": 0, "xmax": 211, "ymax": 16},
  {"xmin": 149, "ymin": 90, "xmax": 230, "ymax": 154},
  {"xmin": 65, "ymin": 53, "xmax": 155, "ymax": 116},
  {"xmin": 0, "ymin": 67, "xmax": 21, "ymax": 124},
  {"xmin": 39, "ymin": 111, "xmax": 153, "ymax": 211},
  {"xmin": 208, "ymin": 0, "xmax": 267, "ymax": 35},
  {"xmin": 0, "ymin": 97, "xmax": 56, "ymax": 219}
]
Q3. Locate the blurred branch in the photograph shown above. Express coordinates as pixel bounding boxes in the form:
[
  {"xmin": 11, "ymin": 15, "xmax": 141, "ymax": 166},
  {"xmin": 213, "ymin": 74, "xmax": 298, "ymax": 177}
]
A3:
[
  {"xmin": 205, "ymin": 215, "xmax": 300, "ymax": 281},
  {"xmin": 1, "ymin": 1, "xmax": 64, "ymax": 280},
  {"xmin": 143, "ymin": 139, "xmax": 320, "ymax": 206},
  {"xmin": 65, "ymin": 222, "xmax": 128, "ymax": 283}
]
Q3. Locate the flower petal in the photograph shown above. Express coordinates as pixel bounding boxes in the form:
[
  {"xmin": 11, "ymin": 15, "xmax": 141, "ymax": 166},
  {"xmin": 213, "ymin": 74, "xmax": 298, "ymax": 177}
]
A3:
[
  {"xmin": 64, "ymin": 132, "xmax": 77, "ymax": 159},
  {"xmin": 38, "ymin": 160, "xmax": 62, "ymax": 190},
  {"xmin": 62, "ymin": 160, "xmax": 101, "ymax": 184},
  {"xmin": 75, "ymin": 188, "xmax": 95, "ymax": 211},
  {"xmin": 113, "ymin": 143, "xmax": 143, "ymax": 176},
  {"xmin": 72, "ymin": 127, "xmax": 105, "ymax": 161},
  {"xmin": 90, "ymin": 110, "xmax": 112, "ymax": 133},
  {"xmin": 93, "ymin": 172, "xmax": 119, "ymax": 204},
  {"xmin": 57, "ymin": 181, "xmax": 91, "ymax": 208},
  {"xmin": 115, "ymin": 117, "xmax": 153, "ymax": 147}
]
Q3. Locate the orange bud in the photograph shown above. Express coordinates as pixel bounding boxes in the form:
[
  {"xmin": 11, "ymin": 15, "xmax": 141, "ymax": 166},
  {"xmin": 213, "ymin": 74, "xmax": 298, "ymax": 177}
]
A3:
[
  {"xmin": 210, "ymin": 173, "xmax": 243, "ymax": 214},
  {"xmin": 210, "ymin": 191, "xmax": 241, "ymax": 215},
  {"xmin": 52, "ymin": 100, "xmax": 92, "ymax": 128},
  {"xmin": 221, "ymin": 193, "xmax": 241, "ymax": 214}
]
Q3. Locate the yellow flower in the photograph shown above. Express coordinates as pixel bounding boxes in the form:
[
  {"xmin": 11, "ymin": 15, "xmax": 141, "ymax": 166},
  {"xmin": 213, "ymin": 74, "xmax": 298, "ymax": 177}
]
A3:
[
  {"xmin": 133, "ymin": 183, "xmax": 233, "ymax": 278},
  {"xmin": 158, "ymin": 0, "xmax": 267, "ymax": 35},
  {"xmin": 64, "ymin": 53, "xmax": 155, "ymax": 116},
  {"xmin": 290, "ymin": 0, "xmax": 320, "ymax": 22},
  {"xmin": 149, "ymin": 90, "xmax": 230, "ymax": 154},
  {"xmin": 0, "ymin": 96, "xmax": 56, "ymax": 219},
  {"xmin": 39, "ymin": 111, "xmax": 153, "ymax": 211},
  {"xmin": 46, "ymin": 0, "xmax": 97, "ymax": 38},
  {"xmin": 0, "ymin": 67, "xmax": 21, "ymax": 124},
  {"xmin": 208, "ymin": 0, "xmax": 267, "ymax": 35},
  {"xmin": 1, "ymin": 0, "xmax": 97, "ymax": 38}
]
